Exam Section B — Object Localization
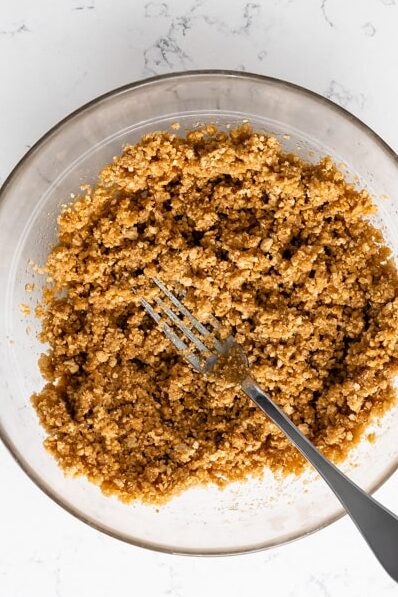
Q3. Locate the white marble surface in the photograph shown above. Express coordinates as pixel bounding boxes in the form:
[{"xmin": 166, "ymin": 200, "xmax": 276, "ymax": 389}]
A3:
[{"xmin": 1, "ymin": 0, "xmax": 398, "ymax": 595}]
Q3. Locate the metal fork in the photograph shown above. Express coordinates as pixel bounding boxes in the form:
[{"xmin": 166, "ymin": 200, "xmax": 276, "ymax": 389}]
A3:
[{"xmin": 141, "ymin": 277, "xmax": 398, "ymax": 582}]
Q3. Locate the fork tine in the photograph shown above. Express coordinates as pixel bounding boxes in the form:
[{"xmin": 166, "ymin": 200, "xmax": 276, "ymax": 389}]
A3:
[
  {"xmin": 140, "ymin": 297, "xmax": 202, "ymax": 371},
  {"xmin": 154, "ymin": 296, "xmax": 209, "ymax": 353},
  {"xmin": 140, "ymin": 297, "xmax": 186, "ymax": 351},
  {"xmin": 206, "ymin": 315, "xmax": 224, "ymax": 352},
  {"xmin": 208, "ymin": 314, "xmax": 221, "ymax": 330},
  {"xmin": 153, "ymin": 277, "xmax": 225, "ymax": 353},
  {"xmin": 140, "ymin": 297, "xmax": 161, "ymax": 324},
  {"xmin": 153, "ymin": 277, "xmax": 210, "ymax": 337}
]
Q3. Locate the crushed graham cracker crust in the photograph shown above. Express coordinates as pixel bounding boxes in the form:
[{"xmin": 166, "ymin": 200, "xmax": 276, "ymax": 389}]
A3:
[{"xmin": 32, "ymin": 124, "xmax": 398, "ymax": 504}]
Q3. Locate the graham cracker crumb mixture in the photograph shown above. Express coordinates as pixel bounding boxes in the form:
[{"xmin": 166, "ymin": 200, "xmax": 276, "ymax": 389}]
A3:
[{"xmin": 32, "ymin": 125, "xmax": 398, "ymax": 504}]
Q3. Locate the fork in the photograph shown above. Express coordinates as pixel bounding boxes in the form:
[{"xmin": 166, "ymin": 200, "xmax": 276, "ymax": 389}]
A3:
[{"xmin": 141, "ymin": 277, "xmax": 398, "ymax": 581}]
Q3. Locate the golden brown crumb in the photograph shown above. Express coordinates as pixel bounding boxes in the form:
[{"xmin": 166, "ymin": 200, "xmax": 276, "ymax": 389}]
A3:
[
  {"xmin": 31, "ymin": 125, "xmax": 398, "ymax": 504},
  {"xmin": 20, "ymin": 304, "xmax": 31, "ymax": 316},
  {"xmin": 25, "ymin": 282, "xmax": 35, "ymax": 293},
  {"xmin": 29, "ymin": 262, "xmax": 47, "ymax": 275},
  {"xmin": 171, "ymin": 122, "xmax": 181, "ymax": 130}
]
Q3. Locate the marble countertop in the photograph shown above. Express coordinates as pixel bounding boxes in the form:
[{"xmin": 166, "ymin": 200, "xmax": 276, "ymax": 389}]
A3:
[{"xmin": 1, "ymin": 0, "xmax": 397, "ymax": 595}]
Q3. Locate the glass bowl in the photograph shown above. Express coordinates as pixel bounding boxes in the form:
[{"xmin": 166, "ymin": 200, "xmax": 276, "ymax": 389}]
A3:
[{"xmin": 1, "ymin": 71, "xmax": 397, "ymax": 555}]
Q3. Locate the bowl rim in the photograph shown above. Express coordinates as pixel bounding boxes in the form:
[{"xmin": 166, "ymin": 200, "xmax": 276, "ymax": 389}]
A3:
[{"xmin": 1, "ymin": 69, "xmax": 397, "ymax": 556}]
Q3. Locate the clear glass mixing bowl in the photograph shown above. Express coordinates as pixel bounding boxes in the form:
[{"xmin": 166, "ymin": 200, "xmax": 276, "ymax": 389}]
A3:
[{"xmin": 1, "ymin": 71, "xmax": 397, "ymax": 555}]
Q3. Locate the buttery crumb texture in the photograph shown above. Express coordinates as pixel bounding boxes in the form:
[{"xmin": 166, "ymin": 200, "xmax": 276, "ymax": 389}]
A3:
[{"xmin": 32, "ymin": 125, "xmax": 398, "ymax": 504}]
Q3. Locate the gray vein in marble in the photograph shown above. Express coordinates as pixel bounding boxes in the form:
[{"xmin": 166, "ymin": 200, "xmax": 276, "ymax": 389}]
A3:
[
  {"xmin": 187, "ymin": 0, "xmax": 205, "ymax": 15},
  {"xmin": 143, "ymin": 2, "xmax": 266, "ymax": 75},
  {"xmin": 231, "ymin": 2, "xmax": 261, "ymax": 35},
  {"xmin": 201, "ymin": 14, "xmax": 229, "ymax": 33},
  {"xmin": 363, "ymin": 22, "xmax": 376, "ymax": 37},
  {"xmin": 257, "ymin": 50, "xmax": 268, "ymax": 61},
  {"xmin": 145, "ymin": 2, "xmax": 169, "ymax": 17},
  {"xmin": 73, "ymin": 4, "xmax": 95, "ymax": 10},
  {"xmin": 144, "ymin": 1, "xmax": 213, "ymax": 72},
  {"xmin": 70, "ymin": 70, "xmax": 89, "ymax": 92},
  {"xmin": 320, "ymin": 0, "xmax": 335, "ymax": 28},
  {"xmin": 326, "ymin": 80, "xmax": 366, "ymax": 111},
  {"xmin": 188, "ymin": 0, "xmax": 204, "ymax": 16},
  {"xmin": 170, "ymin": 16, "xmax": 192, "ymax": 36},
  {"xmin": 309, "ymin": 575, "xmax": 332, "ymax": 597},
  {"xmin": 54, "ymin": 565, "xmax": 61, "ymax": 597},
  {"xmin": 259, "ymin": 550, "xmax": 280, "ymax": 565},
  {"xmin": 0, "ymin": 23, "xmax": 30, "ymax": 36},
  {"xmin": 144, "ymin": 35, "xmax": 192, "ymax": 72},
  {"xmin": 157, "ymin": 561, "xmax": 183, "ymax": 597}
]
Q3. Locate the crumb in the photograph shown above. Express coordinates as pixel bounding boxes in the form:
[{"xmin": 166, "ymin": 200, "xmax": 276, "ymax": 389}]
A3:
[
  {"xmin": 31, "ymin": 125, "xmax": 398, "ymax": 505},
  {"xmin": 19, "ymin": 304, "xmax": 31, "ymax": 316},
  {"xmin": 26, "ymin": 326, "xmax": 32, "ymax": 335},
  {"xmin": 283, "ymin": 134, "xmax": 290, "ymax": 140},
  {"xmin": 367, "ymin": 432, "xmax": 376, "ymax": 443},
  {"xmin": 25, "ymin": 283, "xmax": 35, "ymax": 293},
  {"xmin": 30, "ymin": 262, "xmax": 46, "ymax": 275},
  {"xmin": 171, "ymin": 122, "xmax": 180, "ymax": 130}
]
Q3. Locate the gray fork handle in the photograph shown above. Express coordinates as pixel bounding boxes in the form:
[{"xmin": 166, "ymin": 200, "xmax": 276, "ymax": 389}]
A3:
[{"xmin": 242, "ymin": 378, "xmax": 398, "ymax": 582}]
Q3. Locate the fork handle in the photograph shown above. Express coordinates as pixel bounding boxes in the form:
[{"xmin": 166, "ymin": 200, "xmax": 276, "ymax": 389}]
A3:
[{"xmin": 242, "ymin": 378, "xmax": 398, "ymax": 582}]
